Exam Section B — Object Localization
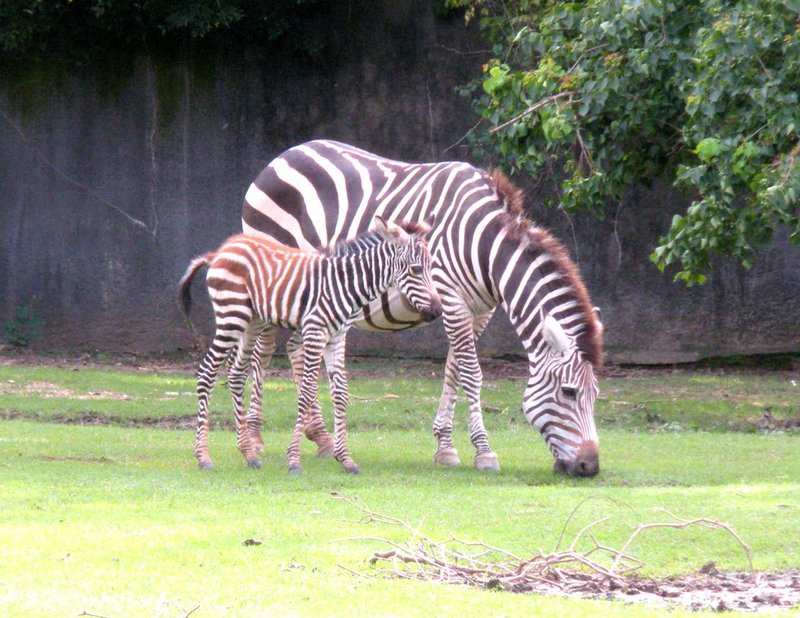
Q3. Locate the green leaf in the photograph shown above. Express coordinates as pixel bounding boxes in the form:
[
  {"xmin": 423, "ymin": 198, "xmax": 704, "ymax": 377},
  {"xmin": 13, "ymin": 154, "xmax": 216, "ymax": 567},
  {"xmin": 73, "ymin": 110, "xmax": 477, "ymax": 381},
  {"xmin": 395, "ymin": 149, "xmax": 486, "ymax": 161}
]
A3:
[{"xmin": 695, "ymin": 138, "xmax": 724, "ymax": 163}]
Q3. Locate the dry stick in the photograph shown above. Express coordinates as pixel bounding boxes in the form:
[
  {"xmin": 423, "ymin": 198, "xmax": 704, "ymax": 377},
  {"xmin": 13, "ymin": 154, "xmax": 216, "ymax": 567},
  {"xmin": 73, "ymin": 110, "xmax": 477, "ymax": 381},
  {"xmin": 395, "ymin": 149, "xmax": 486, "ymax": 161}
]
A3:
[
  {"xmin": 609, "ymin": 511, "xmax": 755, "ymax": 581},
  {"xmin": 554, "ymin": 494, "xmax": 636, "ymax": 552},
  {"xmin": 489, "ymin": 91, "xmax": 579, "ymax": 135},
  {"xmin": 586, "ymin": 533, "xmax": 644, "ymax": 574},
  {"xmin": 567, "ymin": 516, "xmax": 610, "ymax": 552},
  {"xmin": 441, "ymin": 118, "xmax": 485, "ymax": 155}
]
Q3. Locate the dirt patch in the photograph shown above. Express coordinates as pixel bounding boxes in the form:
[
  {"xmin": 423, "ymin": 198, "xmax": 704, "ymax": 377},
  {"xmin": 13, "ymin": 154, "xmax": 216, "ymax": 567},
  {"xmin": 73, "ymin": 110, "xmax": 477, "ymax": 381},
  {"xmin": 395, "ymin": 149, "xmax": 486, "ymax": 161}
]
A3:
[
  {"xmin": 0, "ymin": 380, "xmax": 131, "ymax": 400},
  {"xmin": 547, "ymin": 568, "xmax": 800, "ymax": 612},
  {"xmin": 2, "ymin": 350, "xmax": 798, "ymax": 381},
  {"xmin": 0, "ymin": 410, "xmax": 200, "ymax": 430},
  {"xmin": 757, "ymin": 411, "xmax": 800, "ymax": 433},
  {"xmin": 36, "ymin": 454, "xmax": 114, "ymax": 464}
]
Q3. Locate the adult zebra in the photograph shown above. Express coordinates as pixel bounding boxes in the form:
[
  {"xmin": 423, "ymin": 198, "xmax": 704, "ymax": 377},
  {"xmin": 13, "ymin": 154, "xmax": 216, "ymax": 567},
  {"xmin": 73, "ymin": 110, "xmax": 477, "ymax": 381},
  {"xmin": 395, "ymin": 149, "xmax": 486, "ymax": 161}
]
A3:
[{"xmin": 242, "ymin": 140, "xmax": 603, "ymax": 476}]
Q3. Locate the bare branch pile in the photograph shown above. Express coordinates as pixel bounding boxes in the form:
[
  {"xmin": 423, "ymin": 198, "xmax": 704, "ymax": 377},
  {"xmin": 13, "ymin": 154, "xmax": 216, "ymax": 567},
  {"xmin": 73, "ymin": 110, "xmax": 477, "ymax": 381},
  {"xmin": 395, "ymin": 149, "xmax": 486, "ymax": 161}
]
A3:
[{"xmin": 330, "ymin": 493, "xmax": 800, "ymax": 612}]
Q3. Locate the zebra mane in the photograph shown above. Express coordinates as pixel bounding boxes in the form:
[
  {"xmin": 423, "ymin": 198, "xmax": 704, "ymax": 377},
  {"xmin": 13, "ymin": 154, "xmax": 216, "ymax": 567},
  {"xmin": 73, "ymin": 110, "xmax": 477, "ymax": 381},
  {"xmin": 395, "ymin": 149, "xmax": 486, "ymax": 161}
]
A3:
[
  {"xmin": 489, "ymin": 170, "xmax": 604, "ymax": 367},
  {"xmin": 327, "ymin": 231, "xmax": 384, "ymax": 257},
  {"xmin": 327, "ymin": 220, "xmax": 429, "ymax": 257}
]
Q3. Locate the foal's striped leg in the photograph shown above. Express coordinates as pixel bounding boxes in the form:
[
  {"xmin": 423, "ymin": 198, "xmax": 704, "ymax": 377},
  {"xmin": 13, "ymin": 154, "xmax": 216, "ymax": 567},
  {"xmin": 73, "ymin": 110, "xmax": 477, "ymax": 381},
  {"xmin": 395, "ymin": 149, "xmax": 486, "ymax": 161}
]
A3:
[
  {"xmin": 324, "ymin": 336, "xmax": 360, "ymax": 474},
  {"xmin": 227, "ymin": 322, "xmax": 263, "ymax": 469},
  {"xmin": 246, "ymin": 326, "xmax": 277, "ymax": 454},
  {"xmin": 194, "ymin": 316, "xmax": 249, "ymax": 470},
  {"xmin": 287, "ymin": 333, "xmax": 326, "ymax": 473},
  {"xmin": 286, "ymin": 331, "xmax": 334, "ymax": 457}
]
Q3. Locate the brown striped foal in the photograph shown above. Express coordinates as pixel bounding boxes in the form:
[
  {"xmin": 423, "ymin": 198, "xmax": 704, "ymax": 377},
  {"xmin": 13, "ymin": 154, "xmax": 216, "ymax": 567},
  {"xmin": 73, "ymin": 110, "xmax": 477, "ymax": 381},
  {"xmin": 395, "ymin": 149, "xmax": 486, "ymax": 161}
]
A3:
[{"xmin": 178, "ymin": 217, "xmax": 440, "ymax": 473}]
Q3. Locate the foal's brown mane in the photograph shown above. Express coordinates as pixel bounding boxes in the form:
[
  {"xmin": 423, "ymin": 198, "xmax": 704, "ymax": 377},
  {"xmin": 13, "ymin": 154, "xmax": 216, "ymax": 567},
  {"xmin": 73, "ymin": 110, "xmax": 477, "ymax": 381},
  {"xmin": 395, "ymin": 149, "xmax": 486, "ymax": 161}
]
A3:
[
  {"xmin": 395, "ymin": 220, "xmax": 431, "ymax": 236},
  {"xmin": 488, "ymin": 170, "xmax": 604, "ymax": 367}
]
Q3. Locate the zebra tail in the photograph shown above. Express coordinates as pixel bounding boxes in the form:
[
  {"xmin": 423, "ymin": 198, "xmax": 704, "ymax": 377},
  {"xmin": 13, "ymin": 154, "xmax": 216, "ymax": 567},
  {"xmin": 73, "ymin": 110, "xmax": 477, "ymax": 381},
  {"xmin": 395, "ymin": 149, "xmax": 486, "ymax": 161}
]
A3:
[{"xmin": 178, "ymin": 254, "xmax": 212, "ymax": 317}]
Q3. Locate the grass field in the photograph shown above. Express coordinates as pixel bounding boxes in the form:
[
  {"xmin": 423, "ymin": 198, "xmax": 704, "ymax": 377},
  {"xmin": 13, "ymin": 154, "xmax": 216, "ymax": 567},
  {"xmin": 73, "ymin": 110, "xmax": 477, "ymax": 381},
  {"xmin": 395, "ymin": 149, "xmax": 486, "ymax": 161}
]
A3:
[{"xmin": 1, "ymin": 355, "xmax": 799, "ymax": 617}]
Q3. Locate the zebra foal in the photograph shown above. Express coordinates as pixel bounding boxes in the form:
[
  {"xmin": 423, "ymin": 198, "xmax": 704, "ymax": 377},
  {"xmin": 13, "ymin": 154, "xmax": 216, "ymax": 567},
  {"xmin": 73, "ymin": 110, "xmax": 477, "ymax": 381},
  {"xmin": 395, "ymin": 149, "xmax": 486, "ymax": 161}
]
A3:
[{"xmin": 178, "ymin": 217, "xmax": 440, "ymax": 473}]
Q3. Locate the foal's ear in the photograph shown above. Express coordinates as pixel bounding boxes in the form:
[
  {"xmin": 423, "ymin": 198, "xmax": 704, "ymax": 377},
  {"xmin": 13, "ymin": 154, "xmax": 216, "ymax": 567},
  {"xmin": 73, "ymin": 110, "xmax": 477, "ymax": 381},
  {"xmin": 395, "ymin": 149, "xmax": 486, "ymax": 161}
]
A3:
[
  {"xmin": 372, "ymin": 215, "xmax": 410, "ymax": 243},
  {"xmin": 410, "ymin": 220, "xmax": 432, "ymax": 236}
]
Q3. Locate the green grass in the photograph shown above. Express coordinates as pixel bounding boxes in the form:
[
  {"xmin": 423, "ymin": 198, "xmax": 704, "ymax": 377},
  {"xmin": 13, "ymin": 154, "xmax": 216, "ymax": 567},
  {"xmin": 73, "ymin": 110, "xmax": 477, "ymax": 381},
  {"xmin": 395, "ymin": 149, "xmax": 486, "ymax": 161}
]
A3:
[{"xmin": 0, "ymin": 360, "xmax": 799, "ymax": 617}]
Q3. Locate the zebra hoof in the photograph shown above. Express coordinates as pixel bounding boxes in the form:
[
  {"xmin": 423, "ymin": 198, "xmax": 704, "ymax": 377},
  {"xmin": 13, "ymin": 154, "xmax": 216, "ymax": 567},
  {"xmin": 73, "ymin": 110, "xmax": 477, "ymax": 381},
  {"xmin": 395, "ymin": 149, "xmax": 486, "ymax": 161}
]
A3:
[
  {"xmin": 316, "ymin": 441, "xmax": 335, "ymax": 458},
  {"xmin": 433, "ymin": 448, "xmax": 461, "ymax": 467},
  {"xmin": 474, "ymin": 452, "xmax": 500, "ymax": 472},
  {"xmin": 198, "ymin": 460, "xmax": 214, "ymax": 471},
  {"xmin": 288, "ymin": 466, "xmax": 301, "ymax": 475}
]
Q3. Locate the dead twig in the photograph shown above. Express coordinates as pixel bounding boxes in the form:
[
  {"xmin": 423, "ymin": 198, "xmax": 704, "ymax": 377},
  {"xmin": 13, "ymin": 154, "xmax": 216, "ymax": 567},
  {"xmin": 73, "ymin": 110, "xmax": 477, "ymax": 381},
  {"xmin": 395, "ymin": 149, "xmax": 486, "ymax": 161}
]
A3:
[{"xmin": 609, "ymin": 509, "xmax": 755, "ymax": 581}]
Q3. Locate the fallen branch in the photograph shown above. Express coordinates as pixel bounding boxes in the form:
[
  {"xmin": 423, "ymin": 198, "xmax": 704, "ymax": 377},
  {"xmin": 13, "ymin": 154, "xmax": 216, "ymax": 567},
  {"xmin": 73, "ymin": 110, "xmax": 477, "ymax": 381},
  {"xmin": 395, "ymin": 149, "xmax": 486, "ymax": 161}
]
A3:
[
  {"xmin": 610, "ymin": 508, "xmax": 755, "ymax": 581},
  {"xmin": 331, "ymin": 493, "xmax": 758, "ymax": 603}
]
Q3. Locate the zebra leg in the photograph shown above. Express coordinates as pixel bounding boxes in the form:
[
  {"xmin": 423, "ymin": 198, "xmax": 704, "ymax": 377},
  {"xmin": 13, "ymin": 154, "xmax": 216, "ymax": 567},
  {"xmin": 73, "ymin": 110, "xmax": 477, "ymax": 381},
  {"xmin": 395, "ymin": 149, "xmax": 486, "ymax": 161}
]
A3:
[
  {"xmin": 246, "ymin": 326, "xmax": 277, "ymax": 454},
  {"xmin": 433, "ymin": 309, "xmax": 495, "ymax": 467},
  {"xmin": 324, "ymin": 338, "xmax": 360, "ymax": 474},
  {"xmin": 228, "ymin": 324, "xmax": 262, "ymax": 469},
  {"xmin": 440, "ymin": 299, "xmax": 499, "ymax": 471},
  {"xmin": 194, "ymin": 325, "xmax": 246, "ymax": 471},
  {"xmin": 287, "ymin": 336, "xmax": 325, "ymax": 474},
  {"xmin": 286, "ymin": 331, "xmax": 334, "ymax": 457},
  {"xmin": 433, "ymin": 348, "xmax": 461, "ymax": 466}
]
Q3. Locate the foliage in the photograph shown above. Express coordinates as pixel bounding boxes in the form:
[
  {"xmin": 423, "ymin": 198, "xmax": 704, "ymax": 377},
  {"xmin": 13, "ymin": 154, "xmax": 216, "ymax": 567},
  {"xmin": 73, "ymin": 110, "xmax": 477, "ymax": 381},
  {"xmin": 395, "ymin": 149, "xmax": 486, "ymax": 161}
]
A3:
[
  {"xmin": 3, "ymin": 305, "xmax": 43, "ymax": 348},
  {"xmin": 0, "ymin": 0, "xmax": 330, "ymax": 57},
  {"xmin": 465, "ymin": 0, "xmax": 800, "ymax": 284}
]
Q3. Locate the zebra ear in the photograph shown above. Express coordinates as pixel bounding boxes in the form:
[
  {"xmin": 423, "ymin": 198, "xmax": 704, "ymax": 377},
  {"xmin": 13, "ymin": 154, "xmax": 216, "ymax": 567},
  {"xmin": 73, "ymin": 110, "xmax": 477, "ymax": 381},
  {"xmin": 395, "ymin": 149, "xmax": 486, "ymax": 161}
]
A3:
[
  {"xmin": 372, "ymin": 216, "xmax": 410, "ymax": 243},
  {"xmin": 542, "ymin": 313, "xmax": 571, "ymax": 355},
  {"xmin": 593, "ymin": 306, "xmax": 604, "ymax": 334},
  {"xmin": 413, "ymin": 220, "xmax": 432, "ymax": 236},
  {"xmin": 371, "ymin": 215, "xmax": 389, "ymax": 236}
]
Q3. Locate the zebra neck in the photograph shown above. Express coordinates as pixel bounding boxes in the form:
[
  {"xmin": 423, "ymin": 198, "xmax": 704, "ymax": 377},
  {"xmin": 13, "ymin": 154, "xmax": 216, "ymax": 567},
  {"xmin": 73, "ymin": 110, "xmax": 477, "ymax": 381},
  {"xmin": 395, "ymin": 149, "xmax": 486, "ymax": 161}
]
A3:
[
  {"xmin": 327, "ymin": 243, "xmax": 395, "ymax": 311},
  {"xmin": 499, "ymin": 282, "xmax": 583, "ymax": 361}
]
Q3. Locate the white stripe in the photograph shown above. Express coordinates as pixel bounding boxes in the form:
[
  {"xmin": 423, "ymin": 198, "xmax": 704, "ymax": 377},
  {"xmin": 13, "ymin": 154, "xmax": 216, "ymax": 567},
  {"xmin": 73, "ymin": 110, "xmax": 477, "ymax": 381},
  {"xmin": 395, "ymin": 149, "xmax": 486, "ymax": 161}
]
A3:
[
  {"xmin": 297, "ymin": 145, "xmax": 350, "ymax": 246},
  {"xmin": 270, "ymin": 158, "xmax": 329, "ymax": 247},
  {"xmin": 243, "ymin": 183, "xmax": 315, "ymax": 249}
]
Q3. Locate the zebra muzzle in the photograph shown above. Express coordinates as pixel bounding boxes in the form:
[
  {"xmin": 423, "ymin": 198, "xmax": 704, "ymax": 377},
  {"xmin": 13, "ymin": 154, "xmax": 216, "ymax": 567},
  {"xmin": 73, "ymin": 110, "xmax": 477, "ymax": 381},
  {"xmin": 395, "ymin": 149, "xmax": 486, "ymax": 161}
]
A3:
[
  {"xmin": 420, "ymin": 300, "xmax": 443, "ymax": 322},
  {"xmin": 553, "ymin": 440, "xmax": 599, "ymax": 477}
]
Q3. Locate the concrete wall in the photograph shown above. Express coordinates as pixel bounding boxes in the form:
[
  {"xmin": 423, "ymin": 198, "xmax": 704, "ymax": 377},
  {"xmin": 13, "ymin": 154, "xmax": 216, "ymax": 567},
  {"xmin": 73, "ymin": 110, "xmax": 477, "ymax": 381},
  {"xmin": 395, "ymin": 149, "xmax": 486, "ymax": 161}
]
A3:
[{"xmin": 1, "ymin": 1, "xmax": 798, "ymax": 363}]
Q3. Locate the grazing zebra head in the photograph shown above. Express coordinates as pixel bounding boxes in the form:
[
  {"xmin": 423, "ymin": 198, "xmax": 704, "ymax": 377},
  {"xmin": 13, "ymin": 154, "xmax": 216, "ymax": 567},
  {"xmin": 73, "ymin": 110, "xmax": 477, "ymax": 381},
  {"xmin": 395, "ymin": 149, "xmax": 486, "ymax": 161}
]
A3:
[
  {"xmin": 490, "ymin": 173, "xmax": 604, "ymax": 476},
  {"xmin": 526, "ymin": 312, "xmax": 602, "ymax": 477}
]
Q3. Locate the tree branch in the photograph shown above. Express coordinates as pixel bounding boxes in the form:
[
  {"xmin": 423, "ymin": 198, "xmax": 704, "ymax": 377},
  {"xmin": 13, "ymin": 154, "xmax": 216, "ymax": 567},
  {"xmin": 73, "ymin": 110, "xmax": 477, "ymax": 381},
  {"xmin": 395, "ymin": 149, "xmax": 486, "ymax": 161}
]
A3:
[{"xmin": 489, "ymin": 91, "xmax": 579, "ymax": 135}]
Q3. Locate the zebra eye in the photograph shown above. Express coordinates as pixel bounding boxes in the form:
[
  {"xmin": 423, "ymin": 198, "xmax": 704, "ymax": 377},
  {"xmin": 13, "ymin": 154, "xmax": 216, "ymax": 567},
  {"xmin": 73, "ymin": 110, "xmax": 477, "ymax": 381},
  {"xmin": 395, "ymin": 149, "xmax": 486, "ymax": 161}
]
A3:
[
  {"xmin": 561, "ymin": 385, "xmax": 577, "ymax": 399},
  {"xmin": 409, "ymin": 264, "xmax": 424, "ymax": 275}
]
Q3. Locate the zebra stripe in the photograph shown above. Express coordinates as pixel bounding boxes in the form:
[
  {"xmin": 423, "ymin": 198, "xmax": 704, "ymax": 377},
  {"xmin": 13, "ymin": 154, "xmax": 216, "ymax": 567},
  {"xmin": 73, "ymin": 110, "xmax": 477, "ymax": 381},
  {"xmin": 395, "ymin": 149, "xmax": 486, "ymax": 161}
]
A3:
[
  {"xmin": 178, "ymin": 219, "xmax": 441, "ymax": 473},
  {"xmin": 242, "ymin": 140, "xmax": 603, "ymax": 476}
]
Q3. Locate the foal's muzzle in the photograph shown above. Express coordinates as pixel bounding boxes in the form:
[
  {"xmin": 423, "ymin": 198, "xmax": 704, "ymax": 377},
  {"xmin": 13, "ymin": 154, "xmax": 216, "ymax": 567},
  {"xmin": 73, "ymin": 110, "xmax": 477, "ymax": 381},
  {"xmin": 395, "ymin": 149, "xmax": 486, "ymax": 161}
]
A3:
[{"xmin": 420, "ymin": 300, "xmax": 442, "ymax": 322}]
